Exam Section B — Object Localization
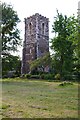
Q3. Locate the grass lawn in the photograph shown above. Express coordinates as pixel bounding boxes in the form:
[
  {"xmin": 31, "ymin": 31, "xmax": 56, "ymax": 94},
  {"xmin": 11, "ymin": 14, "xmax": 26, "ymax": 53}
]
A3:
[{"xmin": 1, "ymin": 78, "xmax": 79, "ymax": 118}]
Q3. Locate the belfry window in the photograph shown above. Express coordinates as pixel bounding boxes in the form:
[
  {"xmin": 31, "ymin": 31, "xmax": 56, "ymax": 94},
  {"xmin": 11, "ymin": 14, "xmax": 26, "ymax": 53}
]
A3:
[{"xmin": 42, "ymin": 23, "xmax": 45, "ymax": 34}]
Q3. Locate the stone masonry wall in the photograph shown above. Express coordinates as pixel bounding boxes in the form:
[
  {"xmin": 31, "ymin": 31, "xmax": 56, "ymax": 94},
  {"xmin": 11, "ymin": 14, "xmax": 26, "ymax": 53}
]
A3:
[{"xmin": 21, "ymin": 13, "xmax": 49, "ymax": 74}]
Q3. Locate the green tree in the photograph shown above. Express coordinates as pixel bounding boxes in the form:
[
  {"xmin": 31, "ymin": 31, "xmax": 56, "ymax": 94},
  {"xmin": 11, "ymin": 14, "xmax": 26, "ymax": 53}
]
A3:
[
  {"xmin": 1, "ymin": 2, "xmax": 21, "ymax": 54},
  {"xmin": 68, "ymin": 17, "xmax": 80, "ymax": 79},
  {"xmin": 51, "ymin": 11, "xmax": 77, "ymax": 80},
  {"xmin": 29, "ymin": 52, "xmax": 51, "ymax": 73},
  {"xmin": 1, "ymin": 2, "xmax": 21, "ymax": 77},
  {"xmin": 2, "ymin": 55, "xmax": 21, "ymax": 77}
]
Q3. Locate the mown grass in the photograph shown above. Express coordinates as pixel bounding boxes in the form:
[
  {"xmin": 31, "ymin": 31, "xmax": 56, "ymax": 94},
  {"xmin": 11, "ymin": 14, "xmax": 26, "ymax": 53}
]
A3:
[{"xmin": 1, "ymin": 78, "xmax": 79, "ymax": 118}]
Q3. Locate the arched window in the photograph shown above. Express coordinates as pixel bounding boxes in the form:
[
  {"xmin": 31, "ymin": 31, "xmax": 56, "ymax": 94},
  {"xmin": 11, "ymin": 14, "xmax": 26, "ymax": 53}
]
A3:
[
  {"xmin": 29, "ymin": 23, "xmax": 32, "ymax": 34},
  {"xmin": 42, "ymin": 23, "xmax": 44, "ymax": 34}
]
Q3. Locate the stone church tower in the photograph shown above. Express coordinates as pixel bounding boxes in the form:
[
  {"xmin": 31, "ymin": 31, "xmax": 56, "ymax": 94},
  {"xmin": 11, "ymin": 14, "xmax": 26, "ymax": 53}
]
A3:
[{"xmin": 21, "ymin": 13, "xmax": 49, "ymax": 74}]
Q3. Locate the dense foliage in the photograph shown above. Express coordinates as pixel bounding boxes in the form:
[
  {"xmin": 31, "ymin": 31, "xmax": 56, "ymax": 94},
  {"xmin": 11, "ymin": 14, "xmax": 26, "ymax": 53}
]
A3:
[
  {"xmin": 51, "ymin": 11, "xmax": 79, "ymax": 80},
  {"xmin": 2, "ymin": 2, "xmax": 21, "ymax": 54},
  {"xmin": 1, "ymin": 2, "xmax": 21, "ymax": 77},
  {"xmin": 29, "ymin": 52, "xmax": 51, "ymax": 73},
  {"xmin": 2, "ymin": 55, "xmax": 21, "ymax": 77}
]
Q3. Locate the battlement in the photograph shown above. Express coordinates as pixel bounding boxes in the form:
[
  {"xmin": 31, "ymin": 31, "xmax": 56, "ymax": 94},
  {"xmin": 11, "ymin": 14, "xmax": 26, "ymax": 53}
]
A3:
[{"xmin": 25, "ymin": 13, "xmax": 49, "ymax": 20}]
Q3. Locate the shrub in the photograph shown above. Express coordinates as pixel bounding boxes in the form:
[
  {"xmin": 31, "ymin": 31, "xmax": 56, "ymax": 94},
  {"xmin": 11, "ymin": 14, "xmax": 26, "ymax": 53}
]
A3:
[
  {"xmin": 21, "ymin": 73, "xmax": 54, "ymax": 80},
  {"xmin": 63, "ymin": 74, "xmax": 76, "ymax": 81},
  {"xmin": 40, "ymin": 74, "xmax": 54, "ymax": 80},
  {"xmin": 25, "ymin": 74, "xmax": 31, "ymax": 79},
  {"xmin": 40, "ymin": 74, "xmax": 45, "ymax": 79},
  {"xmin": 55, "ymin": 73, "xmax": 60, "ymax": 80},
  {"xmin": 45, "ymin": 74, "xmax": 53, "ymax": 80}
]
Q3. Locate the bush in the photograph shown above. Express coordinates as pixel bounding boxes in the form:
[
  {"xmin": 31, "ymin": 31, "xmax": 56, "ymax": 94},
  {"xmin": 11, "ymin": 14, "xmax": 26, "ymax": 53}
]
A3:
[
  {"xmin": 54, "ymin": 74, "xmax": 60, "ymax": 80},
  {"xmin": 6, "ymin": 71, "xmax": 16, "ymax": 78},
  {"xmin": 25, "ymin": 74, "xmax": 31, "ymax": 79},
  {"xmin": 40, "ymin": 74, "xmax": 54, "ymax": 80},
  {"xmin": 21, "ymin": 73, "xmax": 54, "ymax": 80},
  {"xmin": 40, "ymin": 74, "xmax": 45, "ymax": 79},
  {"xmin": 63, "ymin": 74, "xmax": 76, "ymax": 81}
]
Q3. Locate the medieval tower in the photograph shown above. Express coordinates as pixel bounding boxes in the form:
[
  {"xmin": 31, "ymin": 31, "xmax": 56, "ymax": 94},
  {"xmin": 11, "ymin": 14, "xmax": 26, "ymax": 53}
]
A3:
[{"xmin": 21, "ymin": 13, "xmax": 49, "ymax": 74}]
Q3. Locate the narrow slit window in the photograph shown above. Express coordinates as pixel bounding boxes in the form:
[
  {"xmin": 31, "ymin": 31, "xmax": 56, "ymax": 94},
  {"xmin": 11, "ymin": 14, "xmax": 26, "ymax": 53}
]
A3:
[
  {"xmin": 42, "ymin": 23, "xmax": 44, "ymax": 34},
  {"xmin": 29, "ymin": 23, "xmax": 32, "ymax": 34}
]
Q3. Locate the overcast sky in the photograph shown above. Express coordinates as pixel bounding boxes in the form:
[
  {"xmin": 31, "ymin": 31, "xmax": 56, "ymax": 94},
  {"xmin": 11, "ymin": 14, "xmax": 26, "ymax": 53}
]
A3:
[{"xmin": 2, "ymin": 0, "xmax": 79, "ymax": 58}]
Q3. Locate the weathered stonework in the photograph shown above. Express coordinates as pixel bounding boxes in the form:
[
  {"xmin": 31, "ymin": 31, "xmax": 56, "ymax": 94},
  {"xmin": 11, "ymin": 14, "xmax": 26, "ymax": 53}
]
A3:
[{"xmin": 21, "ymin": 13, "xmax": 49, "ymax": 74}]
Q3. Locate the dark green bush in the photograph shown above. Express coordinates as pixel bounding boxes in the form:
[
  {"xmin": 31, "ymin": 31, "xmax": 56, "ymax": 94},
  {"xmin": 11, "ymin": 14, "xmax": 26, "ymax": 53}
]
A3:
[
  {"xmin": 40, "ymin": 74, "xmax": 54, "ymax": 80},
  {"xmin": 63, "ymin": 74, "xmax": 73, "ymax": 80},
  {"xmin": 21, "ymin": 73, "xmax": 55, "ymax": 80},
  {"xmin": 25, "ymin": 74, "xmax": 31, "ymax": 79},
  {"xmin": 40, "ymin": 74, "xmax": 45, "ymax": 79}
]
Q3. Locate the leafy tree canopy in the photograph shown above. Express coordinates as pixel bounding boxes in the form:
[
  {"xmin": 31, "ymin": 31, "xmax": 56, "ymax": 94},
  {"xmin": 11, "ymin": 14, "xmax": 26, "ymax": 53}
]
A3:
[
  {"xmin": 1, "ymin": 2, "xmax": 22, "ymax": 77},
  {"xmin": 2, "ymin": 54, "xmax": 21, "ymax": 77},
  {"xmin": 51, "ymin": 10, "xmax": 78, "ymax": 79},
  {"xmin": 29, "ymin": 52, "xmax": 51, "ymax": 72},
  {"xmin": 1, "ymin": 2, "xmax": 21, "ymax": 55}
]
